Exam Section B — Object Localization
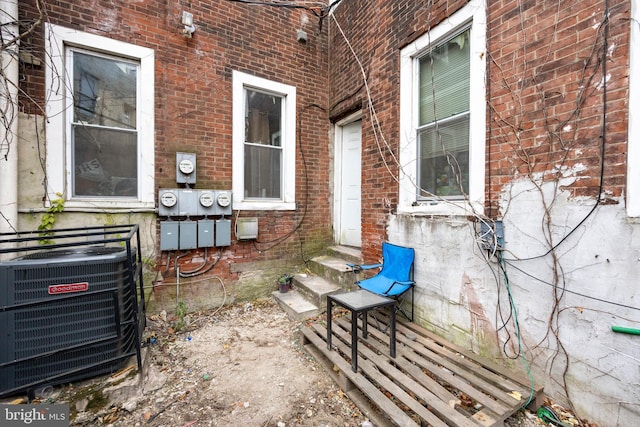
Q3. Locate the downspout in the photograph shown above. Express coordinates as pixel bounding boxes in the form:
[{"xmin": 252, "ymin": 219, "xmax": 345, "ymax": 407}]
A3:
[{"xmin": 0, "ymin": 0, "xmax": 19, "ymax": 242}]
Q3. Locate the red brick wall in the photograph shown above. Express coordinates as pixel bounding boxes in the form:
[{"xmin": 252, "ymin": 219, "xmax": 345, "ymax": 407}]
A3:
[
  {"xmin": 328, "ymin": 0, "xmax": 469, "ymax": 261},
  {"xmin": 19, "ymin": 0, "xmax": 331, "ymax": 282},
  {"xmin": 328, "ymin": 0, "xmax": 629, "ymax": 258},
  {"xmin": 487, "ymin": 0, "xmax": 629, "ymax": 217}
]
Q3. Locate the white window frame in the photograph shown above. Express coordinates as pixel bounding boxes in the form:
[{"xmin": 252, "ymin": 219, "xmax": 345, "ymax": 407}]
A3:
[
  {"xmin": 628, "ymin": 0, "xmax": 640, "ymax": 216},
  {"xmin": 232, "ymin": 71, "xmax": 296, "ymax": 210},
  {"xmin": 45, "ymin": 24, "xmax": 155, "ymax": 210},
  {"xmin": 398, "ymin": 0, "xmax": 486, "ymax": 215}
]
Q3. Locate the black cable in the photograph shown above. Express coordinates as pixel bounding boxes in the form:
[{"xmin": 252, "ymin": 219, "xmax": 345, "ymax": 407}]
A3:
[
  {"xmin": 223, "ymin": 0, "xmax": 324, "ymax": 17},
  {"xmin": 504, "ymin": 259, "xmax": 640, "ymax": 312},
  {"xmin": 476, "ymin": 241, "xmax": 517, "ymax": 358},
  {"xmin": 222, "ymin": 0, "xmax": 332, "ymax": 32},
  {"xmin": 497, "ymin": 251, "xmax": 524, "ymax": 359},
  {"xmin": 179, "ymin": 247, "xmax": 222, "ymax": 278},
  {"xmin": 251, "ymin": 103, "xmax": 326, "ymax": 251},
  {"xmin": 505, "ymin": 8, "xmax": 609, "ymax": 263}
]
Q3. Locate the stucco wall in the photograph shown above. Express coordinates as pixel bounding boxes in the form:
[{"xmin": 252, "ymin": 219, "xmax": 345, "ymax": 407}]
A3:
[{"xmin": 389, "ymin": 179, "xmax": 640, "ymax": 425}]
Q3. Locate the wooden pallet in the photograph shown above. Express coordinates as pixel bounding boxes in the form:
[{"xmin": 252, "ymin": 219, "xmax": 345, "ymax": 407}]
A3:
[{"xmin": 301, "ymin": 313, "xmax": 544, "ymax": 427}]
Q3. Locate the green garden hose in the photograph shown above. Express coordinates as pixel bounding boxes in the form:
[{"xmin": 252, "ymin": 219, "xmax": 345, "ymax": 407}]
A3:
[
  {"xmin": 537, "ymin": 406, "xmax": 571, "ymax": 427},
  {"xmin": 611, "ymin": 325, "xmax": 640, "ymax": 335}
]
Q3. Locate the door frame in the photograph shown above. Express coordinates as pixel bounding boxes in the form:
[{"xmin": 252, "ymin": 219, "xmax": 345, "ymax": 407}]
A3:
[{"xmin": 333, "ymin": 111, "xmax": 362, "ymax": 246}]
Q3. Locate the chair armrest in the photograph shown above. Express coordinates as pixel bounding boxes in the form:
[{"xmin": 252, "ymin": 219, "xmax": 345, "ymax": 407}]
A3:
[
  {"xmin": 346, "ymin": 263, "xmax": 383, "ymax": 274},
  {"xmin": 359, "ymin": 263, "xmax": 383, "ymax": 270},
  {"xmin": 384, "ymin": 280, "xmax": 415, "ymax": 295}
]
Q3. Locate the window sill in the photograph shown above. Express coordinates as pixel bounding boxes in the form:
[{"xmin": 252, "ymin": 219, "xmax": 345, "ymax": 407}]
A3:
[
  {"xmin": 233, "ymin": 200, "xmax": 296, "ymax": 211},
  {"xmin": 397, "ymin": 200, "xmax": 483, "ymax": 217},
  {"xmin": 61, "ymin": 199, "xmax": 156, "ymax": 212}
]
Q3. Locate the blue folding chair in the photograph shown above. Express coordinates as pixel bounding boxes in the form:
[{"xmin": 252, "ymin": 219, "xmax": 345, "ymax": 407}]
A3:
[{"xmin": 348, "ymin": 242, "xmax": 415, "ymax": 321}]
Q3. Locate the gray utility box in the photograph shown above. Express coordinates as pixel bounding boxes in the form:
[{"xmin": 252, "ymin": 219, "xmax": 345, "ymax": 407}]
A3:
[
  {"xmin": 198, "ymin": 220, "xmax": 215, "ymax": 248},
  {"xmin": 158, "ymin": 189, "xmax": 233, "ymax": 218},
  {"xmin": 160, "ymin": 221, "xmax": 179, "ymax": 251},
  {"xmin": 179, "ymin": 221, "xmax": 197, "ymax": 249},
  {"xmin": 216, "ymin": 220, "xmax": 231, "ymax": 247}
]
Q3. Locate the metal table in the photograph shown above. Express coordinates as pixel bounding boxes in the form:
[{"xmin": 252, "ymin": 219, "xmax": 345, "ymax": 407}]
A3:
[{"xmin": 327, "ymin": 289, "xmax": 396, "ymax": 372}]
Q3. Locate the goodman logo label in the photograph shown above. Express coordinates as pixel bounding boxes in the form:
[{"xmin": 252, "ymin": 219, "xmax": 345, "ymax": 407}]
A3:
[
  {"xmin": 48, "ymin": 282, "xmax": 89, "ymax": 295},
  {"xmin": 1, "ymin": 404, "xmax": 69, "ymax": 426}
]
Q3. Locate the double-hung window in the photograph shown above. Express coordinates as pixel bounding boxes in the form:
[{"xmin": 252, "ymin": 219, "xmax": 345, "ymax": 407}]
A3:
[
  {"xmin": 232, "ymin": 71, "xmax": 296, "ymax": 210},
  {"xmin": 45, "ymin": 24, "xmax": 155, "ymax": 209},
  {"xmin": 71, "ymin": 50, "xmax": 138, "ymax": 197},
  {"xmin": 399, "ymin": 0, "xmax": 485, "ymax": 214},
  {"xmin": 418, "ymin": 28, "xmax": 470, "ymax": 199}
]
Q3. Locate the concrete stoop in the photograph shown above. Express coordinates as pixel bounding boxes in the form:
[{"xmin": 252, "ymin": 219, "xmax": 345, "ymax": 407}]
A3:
[{"xmin": 272, "ymin": 245, "xmax": 362, "ymax": 321}]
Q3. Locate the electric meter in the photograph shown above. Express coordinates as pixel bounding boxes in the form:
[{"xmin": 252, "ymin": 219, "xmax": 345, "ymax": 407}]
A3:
[
  {"xmin": 199, "ymin": 192, "xmax": 214, "ymax": 207},
  {"xmin": 217, "ymin": 192, "xmax": 231, "ymax": 207},
  {"xmin": 178, "ymin": 158, "xmax": 194, "ymax": 175},
  {"xmin": 160, "ymin": 191, "xmax": 178, "ymax": 207}
]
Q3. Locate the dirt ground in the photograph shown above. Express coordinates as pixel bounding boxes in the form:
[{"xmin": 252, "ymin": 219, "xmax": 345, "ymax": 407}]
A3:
[{"xmin": 13, "ymin": 299, "xmax": 547, "ymax": 426}]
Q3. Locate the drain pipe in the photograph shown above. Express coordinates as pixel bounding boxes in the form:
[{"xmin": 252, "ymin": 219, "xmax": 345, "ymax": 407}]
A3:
[{"xmin": 0, "ymin": 0, "xmax": 20, "ymax": 243}]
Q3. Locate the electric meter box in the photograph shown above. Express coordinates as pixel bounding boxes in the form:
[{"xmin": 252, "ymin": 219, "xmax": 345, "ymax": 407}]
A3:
[
  {"xmin": 158, "ymin": 189, "xmax": 180, "ymax": 217},
  {"xmin": 176, "ymin": 152, "xmax": 196, "ymax": 184},
  {"xmin": 214, "ymin": 190, "xmax": 233, "ymax": 216},
  {"xmin": 160, "ymin": 221, "xmax": 179, "ymax": 251},
  {"xmin": 179, "ymin": 221, "xmax": 197, "ymax": 249},
  {"xmin": 216, "ymin": 219, "xmax": 231, "ymax": 247},
  {"xmin": 178, "ymin": 189, "xmax": 198, "ymax": 217},
  {"xmin": 198, "ymin": 220, "xmax": 215, "ymax": 248}
]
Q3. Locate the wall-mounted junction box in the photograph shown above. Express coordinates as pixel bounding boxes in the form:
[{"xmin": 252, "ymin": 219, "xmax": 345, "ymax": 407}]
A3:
[
  {"xmin": 160, "ymin": 221, "xmax": 179, "ymax": 251},
  {"xmin": 179, "ymin": 221, "xmax": 198, "ymax": 250},
  {"xmin": 216, "ymin": 219, "xmax": 231, "ymax": 247},
  {"xmin": 198, "ymin": 220, "xmax": 215, "ymax": 248},
  {"xmin": 235, "ymin": 217, "xmax": 258, "ymax": 240},
  {"xmin": 479, "ymin": 220, "xmax": 504, "ymax": 251}
]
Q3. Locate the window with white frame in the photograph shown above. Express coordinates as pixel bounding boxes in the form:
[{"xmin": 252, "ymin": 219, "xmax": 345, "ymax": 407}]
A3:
[
  {"xmin": 45, "ymin": 24, "xmax": 155, "ymax": 209},
  {"xmin": 399, "ymin": 0, "xmax": 485, "ymax": 214},
  {"xmin": 418, "ymin": 28, "xmax": 471, "ymax": 199},
  {"xmin": 232, "ymin": 71, "xmax": 296, "ymax": 210}
]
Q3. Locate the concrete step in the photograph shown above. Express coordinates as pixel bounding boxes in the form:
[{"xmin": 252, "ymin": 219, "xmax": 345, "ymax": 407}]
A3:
[
  {"xmin": 272, "ymin": 246, "xmax": 363, "ymax": 321},
  {"xmin": 271, "ymin": 289, "xmax": 319, "ymax": 321},
  {"xmin": 308, "ymin": 255, "xmax": 357, "ymax": 288},
  {"xmin": 327, "ymin": 245, "xmax": 363, "ymax": 265},
  {"xmin": 293, "ymin": 273, "xmax": 342, "ymax": 309}
]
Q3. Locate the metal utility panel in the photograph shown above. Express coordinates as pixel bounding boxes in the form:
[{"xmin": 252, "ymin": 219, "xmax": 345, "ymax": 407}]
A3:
[
  {"xmin": 179, "ymin": 221, "xmax": 198, "ymax": 250},
  {"xmin": 178, "ymin": 189, "xmax": 199, "ymax": 217},
  {"xmin": 216, "ymin": 219, "xmax": 231, "ymax": 247},
  {"xmin": 160, "ymin": 221, "xmax": 179, "ymax": 251},
  {"xmin": 158, "ymin": 189, "xmax": 180, "ymax": 217},
  {"xmin": 198, "ymin": 220, "xmax": 215, "ymax": 248},
  {"xmin": 176, "ymin": 152, "xmax": 196, "ymax": 185},
  {"xmin": 480, "ymin": 220, "xmax": 504, "ymax": 251}
]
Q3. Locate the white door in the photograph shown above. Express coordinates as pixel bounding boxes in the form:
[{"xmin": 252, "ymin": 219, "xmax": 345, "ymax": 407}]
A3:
[{"xmin": 338, "ymin": 120, "xmax": 362, "ymax": 247}]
